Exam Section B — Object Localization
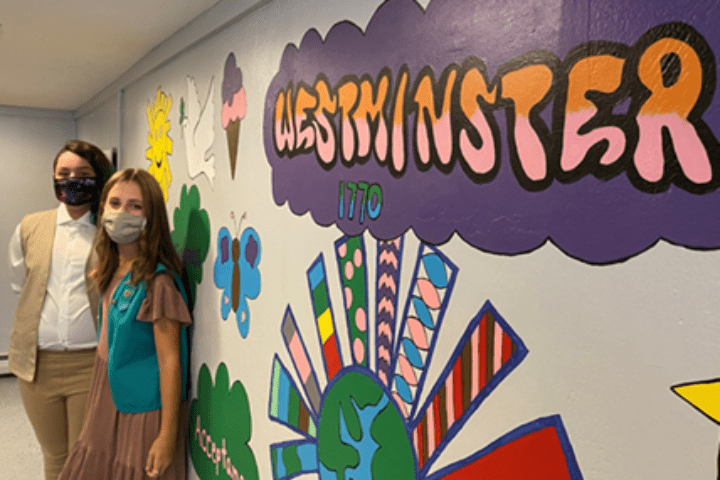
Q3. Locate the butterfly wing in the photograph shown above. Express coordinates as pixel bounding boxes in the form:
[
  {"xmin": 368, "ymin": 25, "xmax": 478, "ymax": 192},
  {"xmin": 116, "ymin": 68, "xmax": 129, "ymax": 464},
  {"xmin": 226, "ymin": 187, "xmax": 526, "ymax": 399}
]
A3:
[
  {"xmin": 213, "ymin": 227, "xmax": 235, "ymax": 320},
  {"xmin": 237, "ymin": 227, "xmax": 262, "ymax": 337}
]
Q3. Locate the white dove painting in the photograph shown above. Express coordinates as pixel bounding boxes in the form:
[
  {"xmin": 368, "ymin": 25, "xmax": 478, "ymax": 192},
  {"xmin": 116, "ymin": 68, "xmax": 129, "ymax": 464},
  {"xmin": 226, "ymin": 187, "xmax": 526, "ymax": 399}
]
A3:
[{"xmin": 180, "ymin": 76, "xmax": 216, "ymax": 187}]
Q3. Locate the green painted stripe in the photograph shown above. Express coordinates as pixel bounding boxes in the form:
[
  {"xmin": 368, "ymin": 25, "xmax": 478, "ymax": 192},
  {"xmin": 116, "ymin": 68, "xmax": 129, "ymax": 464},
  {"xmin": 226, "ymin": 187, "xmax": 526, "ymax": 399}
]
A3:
[
  {"xmin": 308, "ymin": 418, "xmax": 317, "ymax": 438},
  {"xmin": 288, "ymin": 385, "xmax": 300, "ymax": 427},
  {"xmin": 312, "ymin": 282, "xmax": 329, "ymax": 314},
  {"xmin": 271, "ymin": 447, "xmax": 279, "ymax": 479},
  {"xmin": 282, "ymin": 444, "xmax": 302, "ymax": 475},
  {"xmin": 271, "ymin": 359, "xmax": 281, "ymax": 417}
]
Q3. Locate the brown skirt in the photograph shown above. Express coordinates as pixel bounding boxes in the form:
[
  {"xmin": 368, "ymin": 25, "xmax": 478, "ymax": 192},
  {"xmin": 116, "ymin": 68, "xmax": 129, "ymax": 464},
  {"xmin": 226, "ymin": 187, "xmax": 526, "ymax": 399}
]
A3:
[{"xmin": 59, "ymin": 354, "xmax": 188, "ymax": 480}]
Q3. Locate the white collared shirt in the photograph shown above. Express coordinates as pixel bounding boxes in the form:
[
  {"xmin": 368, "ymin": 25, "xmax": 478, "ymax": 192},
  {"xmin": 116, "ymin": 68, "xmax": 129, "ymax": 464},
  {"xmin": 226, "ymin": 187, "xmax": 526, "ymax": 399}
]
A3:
[{"xmin": 8, "ymin": 204, "xmax": 98, "ymax": 350}]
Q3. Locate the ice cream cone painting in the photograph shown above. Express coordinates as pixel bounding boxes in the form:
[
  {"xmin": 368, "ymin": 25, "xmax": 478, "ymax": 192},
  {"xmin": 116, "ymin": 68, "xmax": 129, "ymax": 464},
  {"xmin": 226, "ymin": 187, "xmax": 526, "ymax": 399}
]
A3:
[{"xmin": 222, "ymin": 53, "xmax": 246, "ymax": 179}]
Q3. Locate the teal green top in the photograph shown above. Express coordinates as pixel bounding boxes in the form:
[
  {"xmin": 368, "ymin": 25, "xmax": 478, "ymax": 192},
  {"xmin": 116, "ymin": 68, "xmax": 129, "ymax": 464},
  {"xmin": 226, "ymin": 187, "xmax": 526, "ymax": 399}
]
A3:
[{"xmin": 99, "ymin": 264, "xmax": 189, "ymax": 413}]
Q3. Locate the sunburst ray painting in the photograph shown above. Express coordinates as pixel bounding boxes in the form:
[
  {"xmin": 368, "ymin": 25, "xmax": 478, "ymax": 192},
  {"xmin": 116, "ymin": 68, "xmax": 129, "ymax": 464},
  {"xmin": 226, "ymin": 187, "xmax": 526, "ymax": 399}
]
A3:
[{"xmin": 268, "ymin": 234, "xmax": 583, "ymax": 480}]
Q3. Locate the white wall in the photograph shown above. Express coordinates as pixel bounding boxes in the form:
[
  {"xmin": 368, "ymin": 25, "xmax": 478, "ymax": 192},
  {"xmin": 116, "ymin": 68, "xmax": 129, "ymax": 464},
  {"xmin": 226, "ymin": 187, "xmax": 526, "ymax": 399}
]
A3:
[{"xmin": 0, "ymin": 107, "xmax": 76, "ymax": 372}]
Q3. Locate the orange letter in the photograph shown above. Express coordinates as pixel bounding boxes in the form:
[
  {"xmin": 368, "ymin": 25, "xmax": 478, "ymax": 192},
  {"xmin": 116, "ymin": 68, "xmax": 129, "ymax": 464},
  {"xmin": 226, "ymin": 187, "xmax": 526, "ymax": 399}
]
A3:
[
  {"xmin": 561, "ymin": 53, "xmax": 626, "ymax": 172},
  {"xmin": 274, "ymin": 86, "xmax": 295, "ymax": 155},
  {"xmin": 459, "ymin": 62, "xmax": 497, "ymax": 176},
  {"xmin": 500, "ymin": 58, "xmax": 556, "ymax": 183},
  {"xmin": 354, "ymin": 70, "xmax": 391, "ymax": 162},
  {"xmin": 635, "ymin": 35, "xmax": 711, "ymax": 184},
  {"xmin": 313, "ymin": 76, "xmax": 338, "ymax": 166},
  {"xmin": 390, "ymin": 67, "xmax": 409, "ymax": 175},
  {"xmin": 337, "ymin": 79, "xmax": 359, "ymax": 163},
  {"xmin": 294, "ymin": 84, "xmax": 318, "ymax": 152},
  {"xmin": 413, "ymin": 66, "xmax": 457, "ymax": 167}
]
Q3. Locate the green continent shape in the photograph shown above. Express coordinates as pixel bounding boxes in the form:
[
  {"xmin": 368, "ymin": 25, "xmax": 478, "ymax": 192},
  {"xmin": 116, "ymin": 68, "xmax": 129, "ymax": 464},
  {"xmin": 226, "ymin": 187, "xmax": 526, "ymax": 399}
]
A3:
[
  {"xmin": 317, "ymin": 371, "xmax": 415, "ymax": 480},
  {"xmin": 170, "ymin": 184, "xmax": 210, "ymax": 304},
  {"xmin": 190, "ymin": 363, "xmax": 259, "ymax": 480}
]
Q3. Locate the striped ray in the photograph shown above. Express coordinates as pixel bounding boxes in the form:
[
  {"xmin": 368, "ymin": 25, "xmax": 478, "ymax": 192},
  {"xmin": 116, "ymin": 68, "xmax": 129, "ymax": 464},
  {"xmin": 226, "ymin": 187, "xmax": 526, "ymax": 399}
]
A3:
[
  {"xmin": 307, "ymin": 255, "xmax": 343, "ymax": 380},
  {"xmin": 390, "ymin": 244, "xmax": 458, "ymax": 418},
  {"xmin": 269, "ymin": 355, "xmax": 318, "ymax": 438},
  {"xmin": 281, "ymin": 306, "xmax": 322, "ymax": 415},
  {"xmin": 334, "ymin": 235, "xmax": 369, "ymax": 367},
  {"xmin": 411, "ymin": 301, "xmax": 528, "ymax": 474},
  {"xmin": 375, "ymin": 236, "xmax": 404, "ymax": 386},
  {"xmin": 270, "ymin": 439, "xmax": 318, "ymax": 480}
]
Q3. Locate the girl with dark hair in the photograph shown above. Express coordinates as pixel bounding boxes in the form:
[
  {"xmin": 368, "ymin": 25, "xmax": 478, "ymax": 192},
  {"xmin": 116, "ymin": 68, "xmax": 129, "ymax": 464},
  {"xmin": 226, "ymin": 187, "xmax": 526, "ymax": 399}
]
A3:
[
  {"xmin": 60, "ymin": 168, "xmax": 191, "ymax": 479},
  {"xmin": 8, "ymin": 140, "xmax": 114, "ymax": 480}
]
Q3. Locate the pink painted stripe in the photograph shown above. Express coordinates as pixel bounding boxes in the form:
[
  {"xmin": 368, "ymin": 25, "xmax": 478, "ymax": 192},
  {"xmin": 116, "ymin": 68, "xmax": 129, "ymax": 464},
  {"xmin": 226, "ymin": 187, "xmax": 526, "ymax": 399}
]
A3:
[
  {"xmin": 378, "ymin": 369, "xmax": 388, "ymax": 386},
  {"xmin": 412, "ymin": 425, "xmax": 419, "ymax": 454},
  {"xmin": 416, "ymin": 279, "xmax": 442, "ymax": 309},
  {"xmin": 393, "ymin": 392, "xmax": 409, "ymax": 418},
  {"xmin": 378, "ymin": 250, "xmax": 399, "ymax": 268},
  {"xmin": 398, "ymin": 355, "xmax": 419, "ymax": 386},
  {"xmin": 377, "ymin": 321, "xmax": 393, "ymax": 340},
  {"xmin": 407, "ymin": 317, "xmax": 429, "ymax": 349},
  {"xmin": 471, "ymin": 326, "xmax": 480, "ymax": 398},
  {"xmin": 288, "ymin": 334, "xmax": 311, "ymax": 382},
  {"xmin": 494, "ymin": 324, "xmax": 503, "ymax": 373},
  {"xmin": 378, "ymin": 297, "xmax": 396, "ymax": 316},
  {"xmin": 445, "ymin": 374, "xmax": 454, "ymax": 429},
  {"xmin": 426, "ymin": 397, "xmax": 436, "ymax": 455}
]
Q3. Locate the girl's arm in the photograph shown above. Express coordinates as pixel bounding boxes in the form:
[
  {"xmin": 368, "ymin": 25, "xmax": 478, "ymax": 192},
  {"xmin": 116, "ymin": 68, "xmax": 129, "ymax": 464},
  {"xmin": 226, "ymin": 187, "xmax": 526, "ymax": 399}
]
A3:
[{"xmin": 145, "ymin": 316, "xmax": 182, "ymax": 478}]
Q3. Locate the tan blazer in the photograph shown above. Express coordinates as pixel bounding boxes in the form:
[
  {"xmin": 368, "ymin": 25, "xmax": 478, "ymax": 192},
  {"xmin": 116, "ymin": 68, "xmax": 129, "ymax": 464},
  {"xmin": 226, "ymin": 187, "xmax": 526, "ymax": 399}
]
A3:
[{"xmin": 9, "ymin": 209, "xmax": 99, "ymax": 382}]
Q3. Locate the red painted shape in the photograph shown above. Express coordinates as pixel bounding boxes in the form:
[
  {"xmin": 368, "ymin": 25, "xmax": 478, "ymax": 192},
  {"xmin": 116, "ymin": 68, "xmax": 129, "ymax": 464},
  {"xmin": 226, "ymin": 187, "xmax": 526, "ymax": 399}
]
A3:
[
  {"xmin": 439, "ymin": 426, "xmax": 573, "ymax": 480},
  {"xmin": 433, "ymin": 394, "xmax": 442, "ymax": 448},
  {"xmin": 478, "ymin": 314, "xmax": 487, "ymax": 390},
  {"xmin": 416, "ymin": 417, "xmax": 425, "ymax": 469},
  {"xmin": 452, "ymin": 358, "xmax": 463, "ymax": 421},
  {"xmin": 322, "ymin": 334, "xmax": 342, "ymax": 379},
  {"xmin": 502, "ymin": 332, "xmax": 514, "ymax": 364}
]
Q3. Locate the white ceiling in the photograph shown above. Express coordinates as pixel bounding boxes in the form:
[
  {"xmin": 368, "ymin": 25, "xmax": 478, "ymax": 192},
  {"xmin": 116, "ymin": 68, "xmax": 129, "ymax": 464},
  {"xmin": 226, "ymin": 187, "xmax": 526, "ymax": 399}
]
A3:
[{"xmin": 0, "ymin": 0, "xmax": 220, "ymax": 111}]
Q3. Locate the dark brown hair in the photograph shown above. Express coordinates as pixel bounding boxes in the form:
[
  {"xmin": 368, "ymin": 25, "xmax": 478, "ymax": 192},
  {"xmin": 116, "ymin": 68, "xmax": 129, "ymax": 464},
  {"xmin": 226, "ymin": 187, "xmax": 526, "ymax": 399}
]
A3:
[
  {"xmin": 93, "ymin": 168, "xmax": 182, "ymax": 294},
  {"xmin": 54, "ymin": 140, "xmax": 115, "ymax": 224}
]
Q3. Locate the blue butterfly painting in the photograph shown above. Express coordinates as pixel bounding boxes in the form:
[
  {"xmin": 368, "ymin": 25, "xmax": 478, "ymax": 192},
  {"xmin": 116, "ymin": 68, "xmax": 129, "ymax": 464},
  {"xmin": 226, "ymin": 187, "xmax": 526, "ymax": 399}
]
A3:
[{"xmin": 213, "ymin": 218, "xmax": 261, "ymax": 338}]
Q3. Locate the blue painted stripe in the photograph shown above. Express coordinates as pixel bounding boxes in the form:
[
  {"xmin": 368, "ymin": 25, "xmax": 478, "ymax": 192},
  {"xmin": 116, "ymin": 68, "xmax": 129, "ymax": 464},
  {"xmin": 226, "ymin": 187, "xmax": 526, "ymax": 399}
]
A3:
[
  {"xmin": 297, "ymin": 443, "xmax": 318, "ymax": 470},
  {"xmin": 308, "ymin": 262, "xmax": 324, "ymax": 290},
  {"xmin": 277, "ymin": 368, "xmax": 290, "ymax": 422},
  {"xmin": 402, "ymin": 339, "xmax": 423, "ymax": 368},
  {"xmin": 273, "ymin": 446, "xmax": 286, "ymax": 479},
  {"xmin": 422, "ymin": 253, "xmax": 448, "ymax": 288},
  {"xmin": 413, "ymin": 297, "xmax": 434, "ymax": 328},
  {"xmin": 394, "ymin": 375, "xmax": 413, "ymax": 403}
]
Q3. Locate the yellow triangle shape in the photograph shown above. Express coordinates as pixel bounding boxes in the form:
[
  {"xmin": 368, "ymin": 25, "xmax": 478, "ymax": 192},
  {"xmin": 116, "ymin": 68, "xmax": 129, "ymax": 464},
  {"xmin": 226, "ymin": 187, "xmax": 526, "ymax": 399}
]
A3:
[{"xmin": 673, "ymin": 380, "xmax": 720, "ymax": 424}]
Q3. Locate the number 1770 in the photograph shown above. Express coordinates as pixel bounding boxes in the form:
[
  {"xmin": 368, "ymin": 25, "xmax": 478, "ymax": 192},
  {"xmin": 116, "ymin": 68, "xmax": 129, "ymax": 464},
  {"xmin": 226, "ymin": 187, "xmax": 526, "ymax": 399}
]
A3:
[{"xmin": 339, "ymin": 181, "xmax": 383, "ymax": 224}]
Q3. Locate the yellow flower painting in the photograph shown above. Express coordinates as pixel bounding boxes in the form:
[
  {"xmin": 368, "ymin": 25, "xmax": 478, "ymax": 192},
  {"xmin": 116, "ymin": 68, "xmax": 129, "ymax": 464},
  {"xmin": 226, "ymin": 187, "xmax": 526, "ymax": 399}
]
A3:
[{"xmin": 146, "ymin": 88, "xmax": 173, "ymax": 201}]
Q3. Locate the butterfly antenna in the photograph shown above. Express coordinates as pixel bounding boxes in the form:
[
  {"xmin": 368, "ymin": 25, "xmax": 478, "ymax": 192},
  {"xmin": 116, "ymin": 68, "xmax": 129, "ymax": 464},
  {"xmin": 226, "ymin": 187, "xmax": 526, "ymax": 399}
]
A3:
[{"xmin": 230, "ymin": 211, "xmax": 247, "ymax": 237}]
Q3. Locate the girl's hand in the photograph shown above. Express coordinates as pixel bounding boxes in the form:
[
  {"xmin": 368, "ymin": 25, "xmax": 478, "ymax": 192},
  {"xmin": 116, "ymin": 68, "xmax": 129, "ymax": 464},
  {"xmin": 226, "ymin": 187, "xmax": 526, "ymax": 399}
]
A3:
[{"xmin": 145, "ymin": 433, "xmax": 176, "ymax": 478}]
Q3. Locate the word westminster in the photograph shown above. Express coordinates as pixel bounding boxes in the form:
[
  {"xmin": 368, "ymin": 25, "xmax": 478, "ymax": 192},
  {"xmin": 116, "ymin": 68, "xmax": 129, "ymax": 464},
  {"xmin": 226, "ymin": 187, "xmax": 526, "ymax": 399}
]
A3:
[{"xmin": 272, "ymin": 22, "xmax": 720, "ymax": 193}]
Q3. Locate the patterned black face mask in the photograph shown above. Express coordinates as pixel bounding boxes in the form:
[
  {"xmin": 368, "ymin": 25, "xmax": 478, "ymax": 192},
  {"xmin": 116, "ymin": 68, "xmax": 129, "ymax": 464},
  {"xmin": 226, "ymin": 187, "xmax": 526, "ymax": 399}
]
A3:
[{"xmin": 53, "ymin": 177, "xmax": 98, "ymax": 206}]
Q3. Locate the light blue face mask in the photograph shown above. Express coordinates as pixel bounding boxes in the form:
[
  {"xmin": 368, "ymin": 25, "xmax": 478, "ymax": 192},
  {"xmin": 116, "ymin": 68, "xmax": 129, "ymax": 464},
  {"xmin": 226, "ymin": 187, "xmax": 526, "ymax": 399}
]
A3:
[{"xmin": 102, "ymin": 209, "xmax": 147, "ymax": 244}]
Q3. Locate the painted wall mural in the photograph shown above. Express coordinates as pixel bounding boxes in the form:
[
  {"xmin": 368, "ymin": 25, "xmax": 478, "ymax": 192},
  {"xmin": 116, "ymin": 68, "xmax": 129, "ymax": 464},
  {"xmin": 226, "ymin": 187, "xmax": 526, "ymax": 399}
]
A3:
[
  {"xmin": 181, "ymin": 76, "xmax": 217, "ymax": 187},
  {"xmin": 213, "ymin": 213, "xmax": 262, "ymax": 338},
  {"xmin": 190, "ymin": 363, "xmax": 259, "ymax": 480},
  {"xmin": 146, "ymin": 87, "xmax": 174, "ymax": 201},
  {"xmin": 269, "ymin": 234, "xmax": 583, "ymax": 480},
  {"xmin": 262, "ymin": 0, "xmax": 720, "ymax": 265},
  {"xmin": 105, "ymin": 0, "xmax": 720, "ymax": 478},
  {"xmin": 222, "ymin": 53, "xmax": 247, "ymax": 180},
  {"xmin": 170, "ymin": 184, "xmax": 211, "ymax": 306}
]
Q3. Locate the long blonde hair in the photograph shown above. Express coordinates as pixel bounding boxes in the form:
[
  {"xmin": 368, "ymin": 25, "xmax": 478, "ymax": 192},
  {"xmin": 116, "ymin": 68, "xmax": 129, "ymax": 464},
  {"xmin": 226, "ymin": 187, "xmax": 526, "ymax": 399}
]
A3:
[{"xmin": 93, "ymin": 169, "xmax": 182, "ymax": 294}]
